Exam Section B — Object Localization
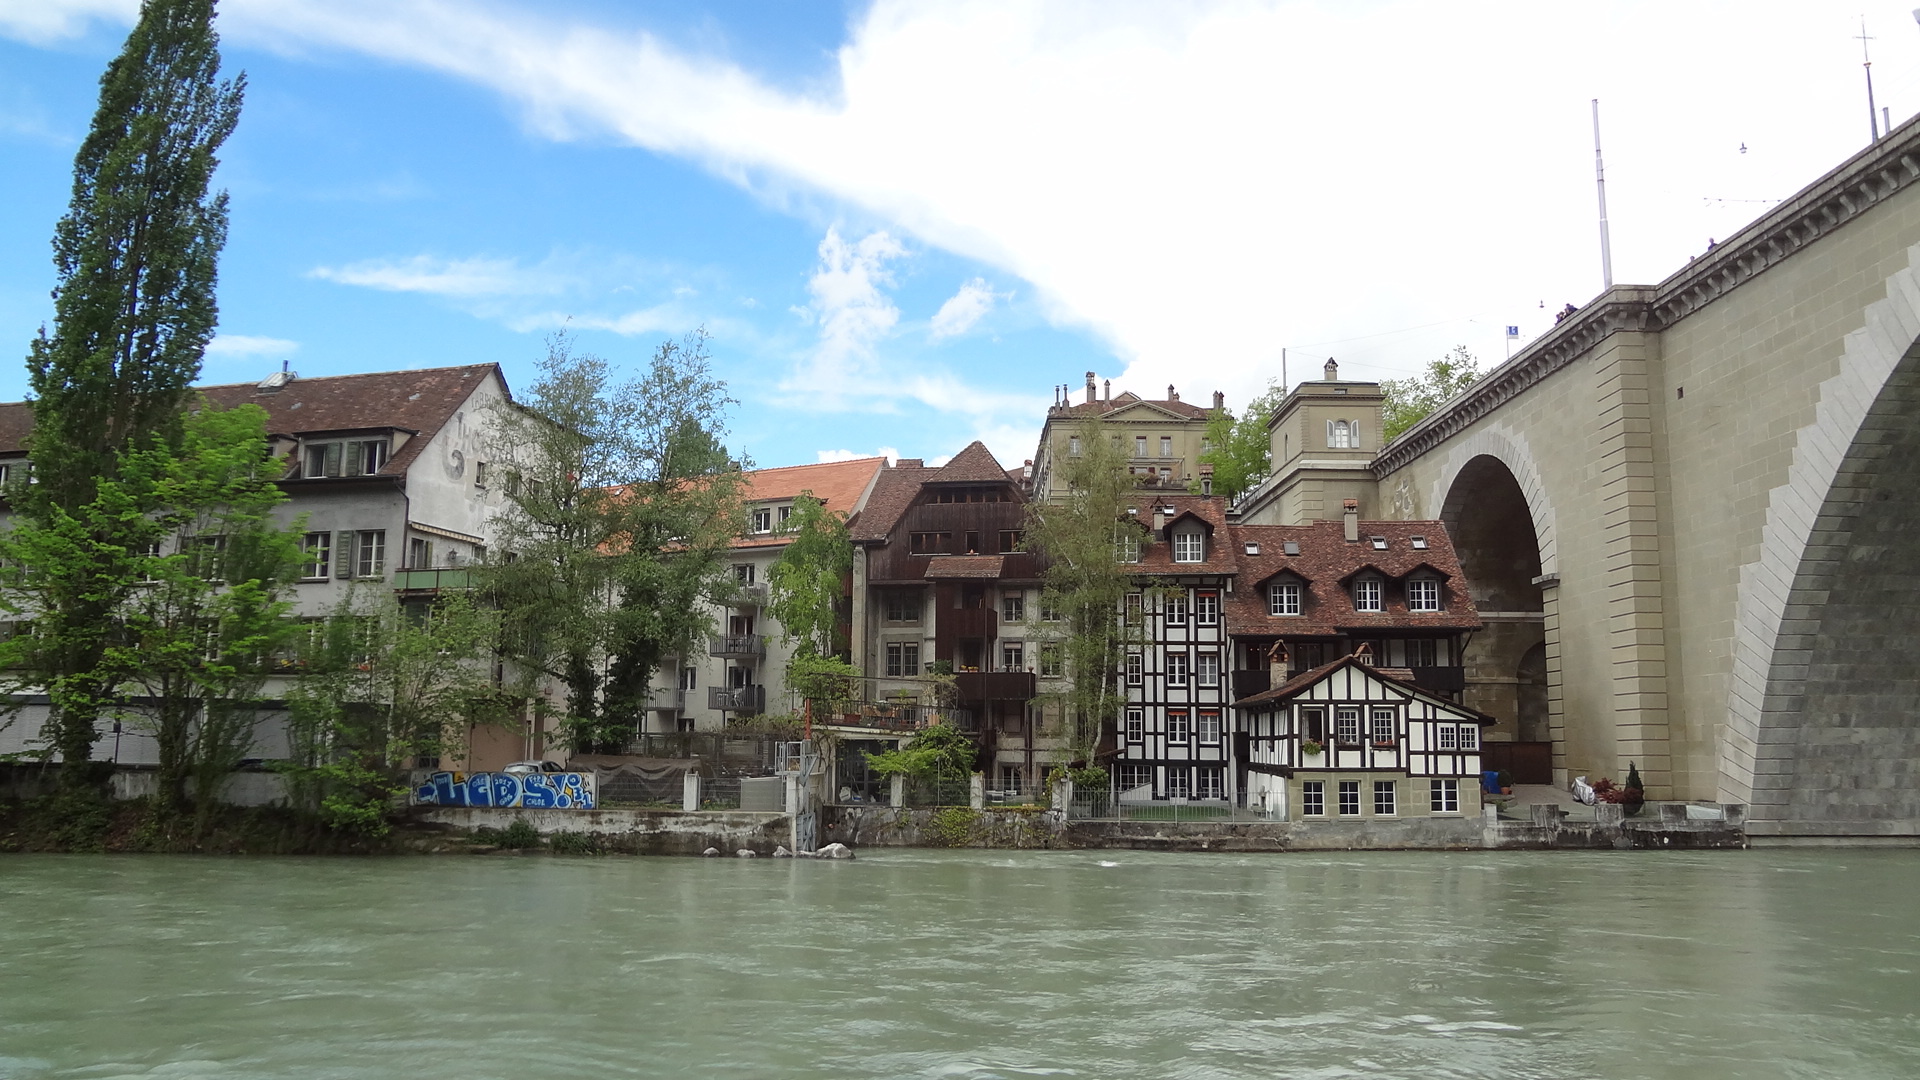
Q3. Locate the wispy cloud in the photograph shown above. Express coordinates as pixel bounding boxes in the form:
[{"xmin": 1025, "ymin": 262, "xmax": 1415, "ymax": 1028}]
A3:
[
  {"xmin": 0, "ymin": 0, "xmax": 133, "ymax": 45},
  {"xmin": 784, "ymin": 227, "xmax": 905, "ymax": 398},
  {"xmin": 309, "ymin": 254, "xmax": 566, "ymax": 298},
  {"xmin": 205, "ymin": 334, "xmax": 299, "ymax": 358},
  {"xmin": 929, "ymin": 277, "xmax": 1006, "ymax": 341},
  {"xmin": 816, "ymin": 446, "xmax": 899, "ymax": 464}
]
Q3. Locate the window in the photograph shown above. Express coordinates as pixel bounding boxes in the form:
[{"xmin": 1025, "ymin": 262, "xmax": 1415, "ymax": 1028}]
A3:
[
  {"xmin": 299, "ymin": 532, "xmax": 331, "ymax": 580},
  {"xmin": 1437, "ymin": 724, "xmax": 1458, "ymax": 751},
  {"xmin": 1371, "ymin": 706, "xmax": 1396, "ymax": 744},
  {"xmin": 1068, "ymin": 436, "xmax": 1082, "ymax": 456},
  {"xmin": 1300, "ymin": 707, "xmax": 1326, "ymax": 743},
  {"xmin": 408, "ymin": 537, "xmax": 433, "ymax": 569},
  {"xmin": 1166, "ymin": 709, "xmax": 1190, "ymax": 743},
  {"xmin": 1195, "ymin": 591, "xmax": 1219, "ymax": 625},
  {"xmin": 998, "ymin": 530, "xmax": 1022, "ymax": 553},
  {"xmin": 1328, "ymin": 419, "xmax": 1356, "ymax": 449},
  {"xmin": 1116, "ymin": 531, "xmax": 1141, "ymax": 563},
  {"xmin": 1165, "ymin": 653, "xmax": 1189, "ymax": 687},
  {"xmin": 1124, "ymin": 708, "xmax": 1144, "ymax": 743},
  {"xmin": 964, "ymin": 531, "xmax": 981, "ymax": 554},
  {"xmin": 1335, "ymin": 706, "xmax": 1361, "ymax": 743},
  {"xmin": 1458, "ymin": 725, "xmax": 1479, "ymax": 751},
  {"xmin": 473, "ymin": 461, "xmax": 487, "ymax": 488},
  {"xmin": 1196, "ymin": 766, "xmax": 1223, "ymax": 800},
  {"xmin": 1164, "ymin": 593, "xmax": 1188, "ymax": 625},
  {"xmin": 1039, "ymin": 645, "xmax": 1063, "ymax": 677},
  {"xmin": 1173, "ymin": 530, "xmax": 1204, "ymax": 563},
  {"xmin": 1197, "ymin": 709, "xmax": 1221, "ymax": 744},
  {"xmin": 1124, "ymin": 592, "xmax": 1143, "ymax": 624},
  {"xmin": 750, "ymin": 507, "xmax": 773, "ymax": 534},
  {"xmin": 1244, "ymin": 542, "xmax": 1260, "ymax": 556},
  {"xmin": 1410, "ymin": 535, "xmax": 1430, "ymax": 550},
  {"xmin": 884, "ymin": 591, "xmax": 921, "ymax": 623},
  {"xmin": 1196, "ymin": 653, "xmax": 1219, "ymax": 688},
  {"xmin": 1338, "ymin": 780, "xmax": 1360, "ymax": 815},
  {"xmin": 1160, "ymin": 436, "xmax": 1172, "ymax": 457},
  {"xmin": 1369, "ymin": 535, "xmax": 1388, "ymax": 551},
  {"xmin": 186, "ymin": 535, "xmax": 225, "ymax": 580},
  {"xmin": 998, "ymin": 765, "xmax": 1023, "ymax": 791},
  {"xmin": 1268, "ymin": 582, "xmax": 1301, "ymax": 616},
  {"xmin": 727, "ymin": 665, "xmax": 752, "ymax": 688},
  {"xmin": 779, "ymin": 505, "xmax": 793, "ymax": 527},
  {"xmin": 1374, "ymin": 780, "xmax": 1397, "ymax": 816},
  {"xmin": 1040, "ymin": 599, "xmax": 1062, "ymax": 622},
  {"xmin": 1407, "ymin": 578, "xmax": 1441, "ymax": 612},
  {"xmin": 733, "ymin": 563, "xmax": 756, "ymax": 585},
  {"xmin": 1302, "ymin": 781, "xmax": 1326, "ymax": 816},
  {"xmin": 355, "ymin": 531, "xmax": 386, "ymax": 578},
  {"xmin": 1125, "ymin": 650, "xmax": 1143, "ymax": 686},
  {"xmin": 679, "ymin": 666, "xmax": 698, "ymax": 690},
  {"xmin": 1431, "ymin": 778, "xmax": 1460, "ymax": 813},
  {"xmin": 910, "ymin": 532, "xmax": 950, "ymax": 554},
  {"xmin": 1134, "ymin": 436, "xmax": 1147, "ymax": 457},
  {"xmin": 1283, "ymin": 540, "xmax": 1301, "ymax": 556},
  {"xmin": 304, "ymin": 438, "xmax": 389, "ymax": 478},
  {"xmin": 1407, "ymin": 638, "xmax": 1439, "ymax": 667},
  {"xmin": 1001, "ymin": 594, "xmax": 1025, "ymax": 622},
  {"xmin": 728, "ymin": 613, "xmax": 755, "ymax": 637},
  {"xmin": 1119, "ymin": 763, "xmax": 1151, "ymax": 791},
  {"xmin": 1166, "ymin": 769, "xmax": 1192, "ymax": 799},
  {"xmin": 1001, "ymin": 643, "xmax": 1024, "ymax": 671},
  {"xmin": 885, "ymin": 641, "xmax": 921, "ymax": 677},
  {"xmin": 1354, "ymin": 577, "xmax": 1383, "ymax": 612}
]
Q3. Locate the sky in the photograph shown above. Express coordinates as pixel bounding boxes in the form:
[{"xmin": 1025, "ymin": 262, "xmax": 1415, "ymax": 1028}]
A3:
[{"xmin": 4, "ymin": 1, "xmax": 1920, "ymax": 471}]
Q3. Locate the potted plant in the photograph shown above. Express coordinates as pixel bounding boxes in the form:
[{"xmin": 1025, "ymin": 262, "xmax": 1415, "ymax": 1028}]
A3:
[
  {"xmin": 1621, "ymin": 761, "xmax": 1646, "ymax": 816},
  {"xmin": 1300, "ymin": 738, "xmax": 1324, "ymax": 757}
]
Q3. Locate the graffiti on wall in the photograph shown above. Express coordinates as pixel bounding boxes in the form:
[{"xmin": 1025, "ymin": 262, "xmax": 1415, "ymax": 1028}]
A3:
[{"xmin": 412, "ymin": 771, "xmax": 596, "ymax": 809}]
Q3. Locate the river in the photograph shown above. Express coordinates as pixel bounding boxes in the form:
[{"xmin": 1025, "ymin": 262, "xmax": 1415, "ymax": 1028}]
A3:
[{"xmin": 1, "ymin": 849, "xmax": 1916, "ymax": 1079}]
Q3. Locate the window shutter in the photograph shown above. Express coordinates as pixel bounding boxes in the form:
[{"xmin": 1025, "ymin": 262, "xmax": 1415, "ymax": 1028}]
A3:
[
  {"xmin": 335, "ymin": 531, "xmax": 356, "ymax": 578},
  {"xmin": 344, "ymin": 442, "xmax": 363, "ymax": 477},
  {"xmin": 324, "ymin": 443, "xmax": 343, "ymax": 477}
]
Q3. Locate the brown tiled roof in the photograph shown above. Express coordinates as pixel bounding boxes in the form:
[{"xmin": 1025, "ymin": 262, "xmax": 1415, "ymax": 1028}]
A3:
[
  {"xmin": 849, "ymin": 460, "xmax": 935, "ymax": 542},
  {"xmin": 930, "ymin": 440, "xmax": 1011, "ymax": 483},
  {"xmin": 1235, "ymin": 653, "xmax": 1495, "ymax": 722},
  {"xmin": 733, "ymin": 457, "xmax": 887, "ymax": 550},
  {"xmin": 924, "ymin": 555, "xmax": 1005, "ymax": 578},
  {"xmin": 0, "ymin": 365, "xmax": 504, "ymax": 480}
]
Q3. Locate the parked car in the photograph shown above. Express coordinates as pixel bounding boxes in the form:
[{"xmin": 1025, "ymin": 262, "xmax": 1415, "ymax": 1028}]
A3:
[{"xmin": 502, "ymin": 760, "xmax": 564, "ymax": 776}]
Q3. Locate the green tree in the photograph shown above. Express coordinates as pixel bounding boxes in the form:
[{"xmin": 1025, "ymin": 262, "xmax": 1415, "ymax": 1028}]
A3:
[
  {"xmin": 105, "ymin": 403, "xmax": 304, "ymax": 835},
  {"xmin": 764, "ymin": 492, "xmax": 852, "ymax": 660},
  {"xmin": 1195, "ymin": 379, "xmax": 1287, "ymax": 501},
  {"xmin": 16, "ymin": 0, "xmax": 243, "ymax": 784},
  {"xmin": 1024, "ymin": 415, "xmax": 1146, "ymax": 762},
  {"xmin": 280, "ymin": 588, "xmax": 507, "ymax": 837},
  {"xmin": 483, "ymin": 330, "xmax": 747, "ymax": 750},
  {"xmin": 1381, "ymin": 346, "xmax": 1482, "ymax": 440}
]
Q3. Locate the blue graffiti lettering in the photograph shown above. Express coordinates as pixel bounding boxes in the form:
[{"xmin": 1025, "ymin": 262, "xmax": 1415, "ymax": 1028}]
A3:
[{"xmin": 411, "ymin": 771, "xmax": 597, "ymax": 808}]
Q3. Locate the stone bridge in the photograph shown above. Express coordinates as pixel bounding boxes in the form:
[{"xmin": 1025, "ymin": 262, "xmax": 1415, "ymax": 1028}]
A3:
[{"xmin": 1371, "ymin": 121, "xmax": 1920, "ymax": 840}]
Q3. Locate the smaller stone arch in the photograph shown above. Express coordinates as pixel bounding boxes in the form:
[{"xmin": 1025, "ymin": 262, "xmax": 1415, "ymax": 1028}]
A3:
[{"xmin": 1430, "ymin": 427, "xmax": 1558, "ymax": 577}]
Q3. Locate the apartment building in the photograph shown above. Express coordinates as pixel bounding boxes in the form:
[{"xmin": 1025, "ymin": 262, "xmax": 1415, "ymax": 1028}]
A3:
[{"xmin": 1030, "ymin": 372, "xmax": 1222, "ymax": 501}]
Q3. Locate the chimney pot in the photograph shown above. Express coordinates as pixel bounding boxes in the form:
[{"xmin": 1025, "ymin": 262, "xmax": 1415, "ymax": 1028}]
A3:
[
  {"xmin": 1086, "ymin": 371, "xmax": 1097, "ymax": 404},
  {"xmin": 1343, "ymin": 499, "xmax": 1359, "ymax": 542},
  {"xmin": 1168, "ymin": 384, "xmax": 1178, "ymax": 401},
  {"xmin": 1213, "ymin": 390, "xmax": 1225, "ymax": 410},
  {"xmin": 1103, "ymin": 379, "xmax": 1111, "ymax": 401},
  {"xmin": 1267, "ymin": 642, "xmax": 1289, "ymax": 683},
  {"xmin": 1324, "ymin": 357, "xmax": 1339, "ymax": 381}
]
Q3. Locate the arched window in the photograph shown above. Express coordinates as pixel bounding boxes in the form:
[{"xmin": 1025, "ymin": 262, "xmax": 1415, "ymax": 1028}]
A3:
[{"xmin": 1328, "ymin": 419, "xmax": 1356, "ymax": 449}]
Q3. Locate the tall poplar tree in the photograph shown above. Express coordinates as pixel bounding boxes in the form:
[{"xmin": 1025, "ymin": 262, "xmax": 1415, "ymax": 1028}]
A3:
[{"xmin": 14, "ymin": 0, "xmax": 243, "ymax": 783}]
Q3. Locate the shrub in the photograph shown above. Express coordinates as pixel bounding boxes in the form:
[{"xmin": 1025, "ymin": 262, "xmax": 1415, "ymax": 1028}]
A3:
[
  {"xmin": 926, "ymin": 806, "xmax": 980, "ymax": 847},
  {"xmin": 548, "ymin": 829, "xmax": 600, "ymax": 855}
]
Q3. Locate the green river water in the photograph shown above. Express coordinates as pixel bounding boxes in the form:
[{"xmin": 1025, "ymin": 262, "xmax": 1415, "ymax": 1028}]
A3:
[{"xmin": 1, "ymin": 849, "xmax": 1917, "ymax": 1079}]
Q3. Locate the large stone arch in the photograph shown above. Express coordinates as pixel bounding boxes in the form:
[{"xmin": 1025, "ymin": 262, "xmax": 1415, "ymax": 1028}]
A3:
[
  {"xmin": 1728, "ymin": 242, "xmax": 1920, "ymax": 829},
  {"xmin": 1429, "ymin": 427, "xmax": 1559, "ymax": 578}
]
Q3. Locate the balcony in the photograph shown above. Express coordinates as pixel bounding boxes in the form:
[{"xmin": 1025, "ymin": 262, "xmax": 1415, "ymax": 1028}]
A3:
[
  {"xmin": 391, "ymin": 568, "xmax": 474, "ymax": 591},
  {"xmin": 708, "ymin": 634, "xmax": 766, "ymax": 659},
  {"xmin": 812, "ymin": 699, "xmax": 977, "ymax": 734},
  {"xmin": 645, "ymin": 687, "xmax": 685, "ymax": 712},
  {"xmin": 708, "ymin": 684, "xmax": 766, "ymax": 712},
  {"xmin": 1231, "ymin": 669, "xmax": 1271, "ymax": 701},
  {"xmin": 727, "ymin": 583, "xmax": 769, "ymax": 608},
  {"xmin": 941, "ymin": 607, "xmax": 997, "ymax": 640},
  {"xmin": 1409, "ymin": 666, "xmax": 1466, "ymax": 693},
  {"xmin": 954, "ymin": 670, "xmax": 1037, "ymax": 703}
]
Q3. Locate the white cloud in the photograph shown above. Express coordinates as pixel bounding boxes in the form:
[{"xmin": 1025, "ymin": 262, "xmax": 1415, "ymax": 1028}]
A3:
[
  {"xmin": 929, "ymin": 277, "xmax": 1005, "ymax": 340},
  {"xmin": 309, "ymin": 254, "xmax": 563, "ymax": 298},
  {"xmin": 788, "ymin": 227, "xmax": 905, "ymax": 394},
  {"xmin": 205, "ymin": 334, "xmax": 299, "ymax": 358},
  {"xmin": 816, "ymin": 446, "xmax": 899, "ymax": 464},
  {"xmin": 0, "ymin": 0, "xmax": 133, "ymax": 45}
]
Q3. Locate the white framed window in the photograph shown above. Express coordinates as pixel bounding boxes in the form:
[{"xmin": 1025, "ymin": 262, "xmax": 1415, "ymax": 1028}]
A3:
[
  {"xmin": 1431, "ymin": 779, "xmax": 1460, "ymax": 813},
  {"xmin": 1371, "ymin": 706, "xmax": 1396, "ymax": 744},
  {"xmin": 1196, "ymin": 767, "xmax": 1223, "ymax": 800},
  {"xmin": 355, "ymin": 530, "xmax": 386, "ymax": 578},
  {"xmin": 1164, "ymin": 593, "xmax": 1188, "ymax": 625},
  {"xmin": 1195, "ymin": 591, "xmax": 1219, "ymax": 625},
  {"xmin": 1407, "ymin": 638, "xmax": 1439, "ymax": 667},
  {"xmin": 473, "ymin": 461, "xmax": 487, "ymax": 489},
  {"xmin": 1001, "ymin": 643, "xmax": 1024, "ymax": 671},
  {"xmin": 1335, "ymin": 706, "xmax": 1361, "ymax": 743},
  {"xmin": 1173, "ymin": 530, "xmax": 1204, "ymax": 563},
  {"xmin": 1166, "ymin": 709, "xmax": 1190, "ymax": 743},
  {"xmin": 1437, "ymin": 724, "xmax": 1458, "ymax": 751},
  {"xmin": 1124, "ymin": 592, "xmax": 1143, "ymax": 624},
  {"xmin": 408, "ymin": 537, "xmax": 433, "ymax": 569},
  {"xmin": 1068, "ymin": 436, "xmax": 1082, "ymax": 456},
  {"xmin": 1374, "ymin": 780, "xmax": 1397, "ymax": 816},
  {"xmin": 1166, "ymin": 768, "xmax": 1192, "ymax": 799},
  {"xmin": 778, "ymin": 505, "xmax": 793, "ymax": 527},
  {"xmin": 1407, "ymin": 578, "xmax": 1441, "ymax": 612},
  {"xmin": 1125, "ymin": 650, "xmax": 1143, "ymax": 686},
  {"xmin": 1134, "ymin": 436, "xmax": 1147, "ymax": 457},
  {"xmin": 299, "ymin": 532, "xmax": 331, "ymax": 580},
  {"xmin": 1410, "ymin": 535, "xmax": 1429, "ymax": 550},
  {"xmin": 885, "ymin": 641, "xmax": 920, "ymax": 677},
  {"xmin": 1165, "ymin": 653, "xmax": 1189, "ymax": 687},
  {"xmin": 1458, "ymin": 725, "xmax": 1479, "ymax": 751},
  {"xmin": 1197, "ymin": 709, "xmax": 1221, "ymax": 744},
  {"xmin": 1337, "ymin": 780, "xmax": 1360, "ymax": 815},
  {"xmin": 304, "ymin": 438, "xmax": 389, "ymax": 479},
  {"xmin": 1119, "ymin": 763, "xmax": 1151, "ymax": 791},
  {"xmin": 733, "ymin": 563, "xmax": 756, "ymax": 585},
  {"xmin": 1124, "ymin": 708, "xmax": 1144, "ymax": 742},
  {"xmin": 1327, "ymin": 419, "xmax": 1356, "ymax": 449},
  {"xmin": 1196, "ymin": 652, "xmax": 1219, "ymax": 688},
  {"xmin": 1116, "ymin": 532, "xmax": 1141, "ymax": 563},
  {"xmin": 884, "ymin": 591, "xmax": 921, "ymax": 623},
  {"xmin": 1159, "ymin": 436, "xmax": 1173, "ymax": 457},
  {"xmin": 1002, "ymin": 594, "xmax": 1025, "ymax": 622},
  {"xmin": 750, "ymin": 507, "xmax": 773, "ymax": 533},
  {"xmin": 1040, "ymin": 645, "xmax": 1063, "ymax": 677},
  {"xmin": 679, "ymin": 666, "xmax": 698, "ymax": 690},
  {"xmin": 1302, "ymin": 781, "xmax": 1326, "ymax": 816},
  {"xmin": 1354, "ymin": 577, "xmax": 1383, "ymax": 612},
  {"xmin": 1268, "ymin": 581, "xmax": 1301, "ymax": 616}
]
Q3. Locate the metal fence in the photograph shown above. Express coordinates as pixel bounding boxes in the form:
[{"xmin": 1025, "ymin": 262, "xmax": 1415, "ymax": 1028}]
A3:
[
  {"xmin": 904, "ymin": 774, "xmax": 974, "ymax": 808},
  {"xmin": 1068, "ymin": 791, "xmax": 1279, "ymax": 822},
  {"xmin": 597, "ymin": 767, "xmax": 685, "ymax": 808}
]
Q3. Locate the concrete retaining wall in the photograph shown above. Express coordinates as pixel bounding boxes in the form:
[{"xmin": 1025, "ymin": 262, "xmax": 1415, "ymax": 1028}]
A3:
[{"xmin": 411, "ymin": 806, "xmax": 792, "ymax": 856}]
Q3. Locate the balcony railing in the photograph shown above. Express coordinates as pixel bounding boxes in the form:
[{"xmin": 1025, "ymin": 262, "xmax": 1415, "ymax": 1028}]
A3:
[
  {"xmin": 942, "ymin": 607, "xmax": 996, "ymax": 639},
  {"xmin": 391, "ymin": 568, "xmax": 473, "ymax": 591},
  {"xmin": 810, "ymin": 698, "xmax": 976, "ymax": 733},
  {"xmin": 727, "ymin": 583, "xmax": 769, "ymax": 608},
  {"xmin": 1409, "ymin": 666, "xmax": 1466, "ymax": 693},
  {"xmin": 645, "ymin": 687, "xmax": 685, "ymax": 711},
  {"xmin": 708, "ymin": 634, "xmax": 766, "ymax": 659},
  {"xmin": 709, "ymin": 684, "xmax": 766, "ymax": 712},
  {"xmin": 953, "ymin": 670, "xmax": 1037, "ymax": 703}
]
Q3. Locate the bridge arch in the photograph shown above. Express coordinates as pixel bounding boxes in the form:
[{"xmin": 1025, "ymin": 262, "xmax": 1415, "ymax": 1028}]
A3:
[{"xmin": 1729, "ymin": 245, "xmax": 1920, "ymax": 827}]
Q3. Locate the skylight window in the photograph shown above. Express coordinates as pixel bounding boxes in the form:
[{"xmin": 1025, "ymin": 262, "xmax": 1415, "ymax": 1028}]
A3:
[
  {"xmin": 1410, "ymin": 536, "xmax": 1429, "ymax": 550},
  {"xmin": 1282, "ymin": 541, "xmax": 1301, "ymax": 556},
  {"xmin": 1369, "ymin": 536, "xmax": 1388, "ymax": 550},
  {"xmin": 1244, "ymin": 542, "xmax": 1261, "ymax": 555}
]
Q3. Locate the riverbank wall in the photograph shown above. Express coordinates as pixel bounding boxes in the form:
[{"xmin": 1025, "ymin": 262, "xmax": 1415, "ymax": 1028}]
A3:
[{"xmin": 408, "ymin": 806, "xmax": 790, "ymax": 855}]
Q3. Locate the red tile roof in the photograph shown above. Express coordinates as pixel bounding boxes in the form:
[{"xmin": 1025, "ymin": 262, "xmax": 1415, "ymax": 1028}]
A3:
[
  {"xmin": 929, "ymin": 440, "xmax": 1012, "ymax": 483},
  {"xmin": 849, "ymin": 460, "xmax": 936, "ymax": 542},
  {"xmin": 733, "ymin": 457, "xmax": 888, "ymax": 550},
  {"xmin": 924, "ymin": 555, "xmax": 1006, "ymax": 578}
]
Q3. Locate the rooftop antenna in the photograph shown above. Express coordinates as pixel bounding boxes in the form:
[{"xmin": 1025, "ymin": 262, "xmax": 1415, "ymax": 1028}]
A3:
[
  {"xmin": 1593, "ymin": 98, "xmax": 1614, "ymax": 290},
  {"xmin": 1859, "ymin": 17, "xmax": 1880, "ymax": 143}
]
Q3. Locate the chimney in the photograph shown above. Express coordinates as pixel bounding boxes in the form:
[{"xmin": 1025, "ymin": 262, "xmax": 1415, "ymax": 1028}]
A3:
[
  {"xmin": 1213, "ymin": 390, "xmax": 1225, "ymax": 410},
  {"xmin": 1167, "ymin": 384, "xmax": 1178, "ymax": 402},
  {"xmin": 1085, "ymin": 371, "xmax": 1097, "ymax": 404},
  {"xmin": 1343, "ymin": 499, "xmax": 1359, "ymax": 542},
  {"xmin": 1267, "ymin": 641, "xmax": 1289, "ymax": 684},
  {"xmin": 1324, "ymin": 357, "xmax": 1339, "ymax": 381},
  {"xmin": 1103, "ymin": 379, "xmax": 1111, "ymax": 401},
  {"xmin": 1153, "ymin": 505, "xmax": 1167, "ymax": 533}
]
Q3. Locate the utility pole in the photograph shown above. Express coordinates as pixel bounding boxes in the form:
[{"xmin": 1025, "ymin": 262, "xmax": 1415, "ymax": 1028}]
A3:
[
  {"xmin": 1593, "ymin": 99, "xmax": 1613, "ymax": 290},
  {"xmin": 1859, "ymin": 18, "xmax": 1881, "ymax": 143}
]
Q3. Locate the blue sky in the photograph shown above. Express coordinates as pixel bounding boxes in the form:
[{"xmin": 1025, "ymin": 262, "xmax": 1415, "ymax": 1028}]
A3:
[{"xmin": 5, "ymin": 1, "xmax": 1920, "ymax": 469}]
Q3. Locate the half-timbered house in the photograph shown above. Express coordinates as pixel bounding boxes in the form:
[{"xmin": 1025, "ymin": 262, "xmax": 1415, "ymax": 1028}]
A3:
[{"xmin": 1236, "ymin": 652, "xmax": 1494, "ymax": 820}]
